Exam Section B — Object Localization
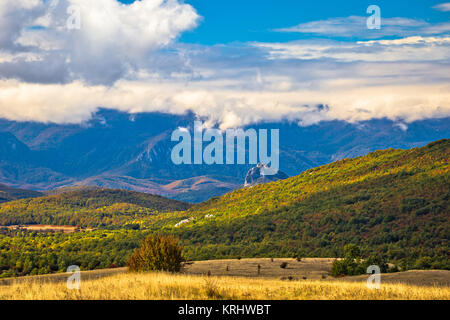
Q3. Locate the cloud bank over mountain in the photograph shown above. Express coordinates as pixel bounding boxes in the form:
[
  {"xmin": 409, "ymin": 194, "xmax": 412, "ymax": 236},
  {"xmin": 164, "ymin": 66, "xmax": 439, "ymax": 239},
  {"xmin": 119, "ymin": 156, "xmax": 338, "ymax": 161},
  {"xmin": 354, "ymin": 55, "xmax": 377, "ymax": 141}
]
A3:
[{"xmin": 0, "ymin": 0, "xmax": 449, "ymax": 128}]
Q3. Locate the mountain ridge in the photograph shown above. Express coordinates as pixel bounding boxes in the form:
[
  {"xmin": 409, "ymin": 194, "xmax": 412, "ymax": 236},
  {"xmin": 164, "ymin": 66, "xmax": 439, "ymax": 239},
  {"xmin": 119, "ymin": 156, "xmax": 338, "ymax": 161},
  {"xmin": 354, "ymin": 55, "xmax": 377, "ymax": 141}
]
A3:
[
  {"xmin": 0, "ymin": 109, "xmax": 449, "ymax": 202},
  {"xmin": 0, "ymin": 183, "xmax": 43, "ymax": 204}
]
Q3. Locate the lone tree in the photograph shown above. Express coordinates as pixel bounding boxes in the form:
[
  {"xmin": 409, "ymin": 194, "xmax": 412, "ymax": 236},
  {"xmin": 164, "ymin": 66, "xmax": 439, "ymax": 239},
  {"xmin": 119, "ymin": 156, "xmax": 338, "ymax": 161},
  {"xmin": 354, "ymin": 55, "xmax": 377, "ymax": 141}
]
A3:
[{"xmin": 127, "ymin": 234, "xmax": 184, "ymax": 272}]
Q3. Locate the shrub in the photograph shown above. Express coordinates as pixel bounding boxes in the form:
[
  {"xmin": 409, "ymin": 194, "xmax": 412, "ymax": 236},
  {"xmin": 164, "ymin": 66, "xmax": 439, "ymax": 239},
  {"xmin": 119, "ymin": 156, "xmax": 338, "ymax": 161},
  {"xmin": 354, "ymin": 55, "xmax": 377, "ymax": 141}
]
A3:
[
  {"xmin": 127, "ymin": 234, "xmax": 184, "ymax": 272},
  {"xmin": 280, "ymin": 262, "xmax": 288, "ymax": 269},
  {"xmin": 330, "ymin": 245, "xmax": 391, "ymax": 277},
  {"xmin": 414, "ymin": 256, "xmax": 433, "ymax": 269},
  {"xmin": 330, "ymin": 258, "xmax": 362, "ymax": 277}
]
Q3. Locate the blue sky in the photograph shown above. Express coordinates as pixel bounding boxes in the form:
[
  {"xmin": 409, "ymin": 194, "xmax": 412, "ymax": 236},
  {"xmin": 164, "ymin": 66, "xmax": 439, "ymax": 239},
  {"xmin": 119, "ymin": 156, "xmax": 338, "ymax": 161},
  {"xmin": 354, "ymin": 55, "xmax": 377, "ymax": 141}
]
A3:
[
  {"xmin": 0, "ymin": 0, "xmax": 449, "ymax": 128},
  {"xmin": 121, "ymin": 0, "xmax": 450, "ymax": 43}
]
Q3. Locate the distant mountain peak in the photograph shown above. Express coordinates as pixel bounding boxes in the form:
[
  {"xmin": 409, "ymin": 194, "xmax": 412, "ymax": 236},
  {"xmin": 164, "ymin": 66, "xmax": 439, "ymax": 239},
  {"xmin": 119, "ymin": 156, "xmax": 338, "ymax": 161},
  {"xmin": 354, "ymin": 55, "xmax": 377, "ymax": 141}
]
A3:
[
  {"xmin": 244, "ymin": 163, "xmax": 289, "ymax": 187},
  {"xmin": 0, "ymin": 111, "xmax": 449, "ymax": 202}
]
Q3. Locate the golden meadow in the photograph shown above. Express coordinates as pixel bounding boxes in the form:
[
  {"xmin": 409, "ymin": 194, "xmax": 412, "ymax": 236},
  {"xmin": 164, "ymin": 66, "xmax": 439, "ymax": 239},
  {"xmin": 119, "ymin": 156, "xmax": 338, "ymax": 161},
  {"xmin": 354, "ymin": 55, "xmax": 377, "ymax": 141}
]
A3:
[{"xmin": 1, "ymin": 272, "xmax": 449, "ymax": 300}]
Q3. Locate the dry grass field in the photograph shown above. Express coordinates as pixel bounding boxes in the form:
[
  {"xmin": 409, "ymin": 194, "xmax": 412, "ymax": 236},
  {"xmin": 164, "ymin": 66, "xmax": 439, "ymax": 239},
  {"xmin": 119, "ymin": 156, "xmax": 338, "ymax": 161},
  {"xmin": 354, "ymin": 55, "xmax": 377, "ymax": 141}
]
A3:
[
  {"xmin": 334, "ymin": 269, "xmax": 450, "ymax": 287},
  {"xmin": 0, "ymin": 258, "xmax": 332, "ymax": 286},
  {"xmin": 1, "ymin": 258, "xmax": 449, "ymax": 300},
  {"xmin": 1, "ymin": 271, "xmax": 449, "ymax": 300},
  {"xmin": 0, "ymin": 258, "xmax": 450, "ymax": 300},
  {"xmin": 1, "ymin": 258, "xmax": 449, "ymax": 285},
  {"xmin": 0, "ymin": 267, "xmax": 127, "ymax": 286}
]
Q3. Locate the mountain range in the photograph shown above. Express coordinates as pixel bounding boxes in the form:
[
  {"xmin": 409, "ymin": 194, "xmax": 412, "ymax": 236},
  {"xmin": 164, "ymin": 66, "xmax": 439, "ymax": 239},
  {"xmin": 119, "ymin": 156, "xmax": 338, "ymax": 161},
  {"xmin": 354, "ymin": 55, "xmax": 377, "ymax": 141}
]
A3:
[{"xmin": 0, "ymin": 109, "xmax": 449, "ymax": 202}]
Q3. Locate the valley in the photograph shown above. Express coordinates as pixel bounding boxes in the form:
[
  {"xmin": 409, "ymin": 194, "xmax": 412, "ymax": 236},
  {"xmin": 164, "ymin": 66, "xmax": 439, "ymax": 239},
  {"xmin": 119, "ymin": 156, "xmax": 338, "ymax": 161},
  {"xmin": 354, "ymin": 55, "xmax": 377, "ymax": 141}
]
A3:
[
  {"xmin": 1, "ymin": 0, "xmax": 449, "ymax": 304},
  {"xmin": 0, "ymin": 140, "xmax": 448, "ymax": 279}
]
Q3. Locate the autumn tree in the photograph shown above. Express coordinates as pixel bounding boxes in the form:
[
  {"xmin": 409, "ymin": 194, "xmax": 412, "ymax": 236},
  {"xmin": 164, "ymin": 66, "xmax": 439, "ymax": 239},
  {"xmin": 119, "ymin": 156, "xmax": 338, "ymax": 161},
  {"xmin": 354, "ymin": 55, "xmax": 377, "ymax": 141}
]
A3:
[{"xmin": 127, "ymin": 234, "xmax": 184, "ymax": 272}]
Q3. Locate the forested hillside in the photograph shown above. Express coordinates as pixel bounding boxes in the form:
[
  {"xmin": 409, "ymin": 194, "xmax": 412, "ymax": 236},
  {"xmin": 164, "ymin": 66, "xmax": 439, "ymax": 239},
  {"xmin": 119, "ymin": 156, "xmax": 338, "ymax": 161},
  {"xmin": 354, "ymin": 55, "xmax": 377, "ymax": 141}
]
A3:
[
  {"xmin": 170, "ymin": 139, "xmax": 449, "ymax": 269},
  {"xmin": 0, "ymin": 140, "xmax": 448, "ymax": 277},
  {"xmin": 0, "ymin": 188, "xmax": 191, "ymax": 227}
]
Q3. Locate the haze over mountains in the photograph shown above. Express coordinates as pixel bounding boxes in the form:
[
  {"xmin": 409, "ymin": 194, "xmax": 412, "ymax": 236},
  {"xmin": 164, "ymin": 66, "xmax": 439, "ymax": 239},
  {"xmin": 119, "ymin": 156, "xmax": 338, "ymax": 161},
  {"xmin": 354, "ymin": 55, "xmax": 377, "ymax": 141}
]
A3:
[{"xmin": 0, "ymin": 109, "xmax": 449, "ymax": 202}]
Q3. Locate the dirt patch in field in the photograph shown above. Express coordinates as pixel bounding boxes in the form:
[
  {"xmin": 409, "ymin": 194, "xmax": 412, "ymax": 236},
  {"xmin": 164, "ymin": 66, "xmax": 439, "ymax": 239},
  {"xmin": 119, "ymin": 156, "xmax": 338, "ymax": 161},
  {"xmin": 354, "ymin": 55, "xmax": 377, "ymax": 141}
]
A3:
[
  {"xmin": 3, "ymin": 225, "xmax": 92, "ymax": 233},
  {"xmin": 182, "ymin": 258, "xmax": 336, "ymax": 280}
]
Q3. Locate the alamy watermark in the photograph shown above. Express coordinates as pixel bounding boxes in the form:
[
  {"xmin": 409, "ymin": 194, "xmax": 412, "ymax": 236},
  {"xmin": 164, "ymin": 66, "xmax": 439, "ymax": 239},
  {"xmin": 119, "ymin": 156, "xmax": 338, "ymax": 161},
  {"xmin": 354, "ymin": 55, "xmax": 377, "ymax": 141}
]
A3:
[
  {"xmin": 367, "ymin": 5, "xmax": 381, "ymax": 30},
  {"xmin": 66, "ymin": 265, "xmax": 81, "ymax": 290},
  {"xmin": 47, "ymin": 0, "xmax": 81, "ymax": 30},
  {"xmin": 171, "ymin": 121, "xmax": 280, "ymax": 175},
  {"xmin": 366, "ymin": 265, "xmax": 381, "ymax": 289}
]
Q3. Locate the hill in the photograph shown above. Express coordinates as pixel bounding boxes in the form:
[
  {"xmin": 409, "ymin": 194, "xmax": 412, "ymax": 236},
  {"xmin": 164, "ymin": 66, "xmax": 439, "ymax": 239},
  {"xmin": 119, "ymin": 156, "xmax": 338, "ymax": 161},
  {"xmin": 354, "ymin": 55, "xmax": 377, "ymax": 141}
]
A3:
[
  {"xmin": 0, "ymin": 188, "xmax": 191, "ymax": 228},
  {"xmin": 0, "ymin": 140, "xmax": 448, "ymax": 277},
  {"xmin": 0, "ymin": 184, "xmax": 42, "ymax": 203},
  {"xmin": 161, "ymin": 139, "xmax": 449, "ymax": 269}
]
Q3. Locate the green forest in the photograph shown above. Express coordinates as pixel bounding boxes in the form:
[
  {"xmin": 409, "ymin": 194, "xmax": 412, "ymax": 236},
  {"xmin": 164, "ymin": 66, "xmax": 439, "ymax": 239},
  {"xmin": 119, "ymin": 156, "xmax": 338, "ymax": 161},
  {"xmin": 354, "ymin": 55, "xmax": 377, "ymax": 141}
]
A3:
[{"xmin": 0, "ymin": 139, "xmax": 448, "ymax": 277}]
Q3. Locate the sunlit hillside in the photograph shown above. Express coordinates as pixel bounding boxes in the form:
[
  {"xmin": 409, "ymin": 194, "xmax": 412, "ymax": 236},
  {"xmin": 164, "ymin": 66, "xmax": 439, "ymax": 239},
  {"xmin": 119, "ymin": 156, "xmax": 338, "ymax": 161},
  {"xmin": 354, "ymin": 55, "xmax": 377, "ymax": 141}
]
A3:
[
  {"xmin": 165, "ymin": 139, "xmax": 449, "ymax": 266},
  {"xmin": 0, "ymin": 188, "xmax": 191, "ymax": 227},
  {"xmin": 0, "ymin": 140, "xmax": 448, "ymax": 277}
]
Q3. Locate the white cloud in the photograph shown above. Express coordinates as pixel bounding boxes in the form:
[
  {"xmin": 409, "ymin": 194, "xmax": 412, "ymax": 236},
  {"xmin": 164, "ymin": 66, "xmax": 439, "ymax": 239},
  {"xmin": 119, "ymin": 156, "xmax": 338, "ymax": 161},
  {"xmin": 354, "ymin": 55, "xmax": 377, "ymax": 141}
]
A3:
[
  {"xmin": 433, "ymin": 3, "xmax": 450, "ymax": 12},
  {"xmin": 0, "ymin": 3, "xmax": 449, "ymax": 128},
  {"xmin": 0, "ymin": 0, "xmax": 44, "ymax": 51},
  {"xmin": 1, "ymin": 0, "xmax": 200, "ymax": 84},
  {"xmin": 65, "ymin": 0, "xmax": 199, "ymax": 83},
  {"xmin": 275, "ymin": 16, "xmax": 450, "ymax": 39},
  {"xmin": 255, "ymin": 36, "xmax": 450, "ymax": 62},
  {"xmin": 394, "ymin": 122, "xmax": 408, "ymax": 131},
  {"xmin": 0, "ymin": 77, "xmax": 448, "ymax": 128}
]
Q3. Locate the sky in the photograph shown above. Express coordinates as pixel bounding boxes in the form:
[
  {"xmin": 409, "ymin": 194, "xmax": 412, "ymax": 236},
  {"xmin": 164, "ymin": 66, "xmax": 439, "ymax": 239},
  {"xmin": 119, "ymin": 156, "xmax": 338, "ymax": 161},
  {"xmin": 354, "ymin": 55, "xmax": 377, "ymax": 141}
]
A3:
[{"xmin": 0, "ymin": 0, "xmax": 449, "ymax": 128}]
